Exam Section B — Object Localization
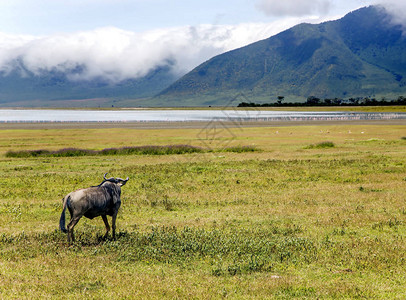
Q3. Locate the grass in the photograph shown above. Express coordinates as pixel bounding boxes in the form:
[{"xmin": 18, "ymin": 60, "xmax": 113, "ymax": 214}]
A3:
[
  {"xmin": 304, "ymin": 141, "xmax": 335, "ymax": 149},
  {"xmin": 0, "ymin": 123, "xmax": 405, "ymax": 298}
]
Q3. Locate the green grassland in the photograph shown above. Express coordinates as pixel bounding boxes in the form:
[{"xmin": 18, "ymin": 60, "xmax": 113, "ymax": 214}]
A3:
[{"xmin": 0, "ymin": 123, "xmax": 405, "ymax": 298}]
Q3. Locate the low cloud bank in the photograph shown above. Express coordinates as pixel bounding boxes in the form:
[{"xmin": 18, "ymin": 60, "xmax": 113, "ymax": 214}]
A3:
[
  {"xmin": 0, "ymin": 19, "xmax": 319, "ymax": 83},
  {"xmin": 376, "ymin": 0, "xmax": 406, "ymax": 30}
]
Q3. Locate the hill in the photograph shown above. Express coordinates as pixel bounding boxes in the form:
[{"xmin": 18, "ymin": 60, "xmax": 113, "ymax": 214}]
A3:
[
  {"xmin": 157, "ymin": 6, "xmax": 406, "ymax": 106},
  {"xmin": 0, "ymin": 63, "xmax": 176, "ymax": 107}
]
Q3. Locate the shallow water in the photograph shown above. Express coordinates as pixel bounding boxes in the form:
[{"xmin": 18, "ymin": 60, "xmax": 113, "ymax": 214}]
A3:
[{"xmin": 0, "ymin": 109, "xmax": 405, "ymax": 123}]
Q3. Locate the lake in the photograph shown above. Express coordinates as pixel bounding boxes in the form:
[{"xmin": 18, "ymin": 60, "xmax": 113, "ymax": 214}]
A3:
[{"xmin": 0, "ymin": 109, "xmax": 405, "ymax": 123}]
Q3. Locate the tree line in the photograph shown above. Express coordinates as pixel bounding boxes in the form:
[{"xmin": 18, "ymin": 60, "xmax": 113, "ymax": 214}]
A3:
[{"xmin": 237, "ymin": 96, "xmax": 406, "ymax": 107}]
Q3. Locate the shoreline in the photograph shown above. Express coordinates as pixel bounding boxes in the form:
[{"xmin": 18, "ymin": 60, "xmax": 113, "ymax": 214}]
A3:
[{"xmin": 0, "ymin": 119, "xmax": 405, "ymax": 130}]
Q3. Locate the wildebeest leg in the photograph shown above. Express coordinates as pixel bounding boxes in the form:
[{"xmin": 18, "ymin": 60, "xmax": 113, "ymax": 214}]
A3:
[
  {"xmin": 67, "ymin": 216, "xmax": 81, "ymax": 243},
  {"xmin": 101, "ymin": 215, "xmax": 110, "ymax": 239},
  {"xmin": 111, "ymin": 212, "xmax": 118, "ymax": 240}
]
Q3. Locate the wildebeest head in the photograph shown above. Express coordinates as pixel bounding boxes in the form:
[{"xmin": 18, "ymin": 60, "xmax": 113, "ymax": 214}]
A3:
[{"xmin": 102, "ymin": 173, "xmax": 129, "ymax": 187}]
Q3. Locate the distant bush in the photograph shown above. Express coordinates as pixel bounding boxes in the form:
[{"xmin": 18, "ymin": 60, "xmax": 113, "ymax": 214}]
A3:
[
  {"xmin": 237, "ymin": 95, "xmax": 406, "ymax": 107},
  {"xmin": 5, "ymin": 144, "xmax": 259, "ymax": 158},
  {"xmin": 304, "ymin": 141, "xmax": 335, "ymax": 149},
  {"xmin": 5, "ymin": 149, "xmax": 53, "ymax": 158},
  {"xmin": 222, "ymin": 145, "xmax": 258, "ymax": 153},
  {"xmin": 53, "ymin": 148, "xmax": 97, "ymax": 157},
  {"xmin": 5, "ymin": 145, "xmax": 204, "ymax": 158},
  {"xmin": 99, "ymin": 145, "xmax": 204, "ymax": 156},
  {"xmin": 401, "ymin": 137, "xmax": 406, "ymax": 140}
]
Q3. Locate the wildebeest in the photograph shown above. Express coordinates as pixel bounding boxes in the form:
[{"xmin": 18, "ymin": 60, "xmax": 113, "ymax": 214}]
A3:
[{"xmin": 59, "ymin": 173, "xmax": 129, "ymax": 243}]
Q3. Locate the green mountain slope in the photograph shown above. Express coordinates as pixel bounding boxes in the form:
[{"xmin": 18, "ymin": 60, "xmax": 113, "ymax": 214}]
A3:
[
  {"xmin": 0, "ymin": 64, "xmax": 177, "ymax": 107},
  {"xmin": 157, "ymin": 6, "xmax": 406, "ymax": 105}
]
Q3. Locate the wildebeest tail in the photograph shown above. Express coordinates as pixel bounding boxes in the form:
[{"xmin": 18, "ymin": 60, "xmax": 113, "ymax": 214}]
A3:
[{"xmin": 59, "ymin": 195, "xmax": 69, "ymax": 233}]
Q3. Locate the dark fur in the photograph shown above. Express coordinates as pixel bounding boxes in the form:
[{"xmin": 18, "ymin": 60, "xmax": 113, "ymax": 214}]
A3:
[{"xmin": 59, "ymin": 174, "xmax": 129, "ymax": 243}]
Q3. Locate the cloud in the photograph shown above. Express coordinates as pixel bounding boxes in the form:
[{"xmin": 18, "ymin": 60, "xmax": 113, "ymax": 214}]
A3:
[
  {"xmin": 0, "ymin": 19, "xmax": 311, "ymax": 83},
  {"xmin": 376, "ymin": 0, "xmax": 406, "ymax": 28},
  {"xmin": 256, "ymin": 0, "xmax": 332, "ymax": 17}
]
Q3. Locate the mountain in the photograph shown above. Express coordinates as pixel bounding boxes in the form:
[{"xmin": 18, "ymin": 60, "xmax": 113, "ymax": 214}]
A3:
[
  {"xmin": 0, "ymin": 63, "xmax": 177, "ymax": 107},
  {"xmin": 1, "ymin": 5, "xmax": 405, "ymax": 107},
  {"xmin": 157, "ymin": 6, "xmax": 406, "ymax": 106}
]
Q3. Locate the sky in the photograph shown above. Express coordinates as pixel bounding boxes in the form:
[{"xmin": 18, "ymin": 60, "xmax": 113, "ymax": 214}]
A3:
[{"xmin": 0, "ymin": 0, "xmax": 404, "ymax": 82}]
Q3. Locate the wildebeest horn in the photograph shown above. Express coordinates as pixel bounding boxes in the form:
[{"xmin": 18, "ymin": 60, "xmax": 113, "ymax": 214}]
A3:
[
  {"xmin": 117, "ymin": 177, "xmax": 129, "ymax": 182},
  {"xmin": 103, "ymin": 173, "xmax": 115, "ymax": 182}
]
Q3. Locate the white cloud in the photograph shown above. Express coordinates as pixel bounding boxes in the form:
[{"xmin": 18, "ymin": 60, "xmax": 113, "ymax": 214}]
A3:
[
  {"xmin": 0, "ymin": 19, "xmax": 315, "ymax": 82},
  {"xmin": 256, "ymin": 0, "xmax": 332, "ymax": 17},
  {"xmin": 376, "ymin": 0, "xmax": 406, "ymax": 28}
]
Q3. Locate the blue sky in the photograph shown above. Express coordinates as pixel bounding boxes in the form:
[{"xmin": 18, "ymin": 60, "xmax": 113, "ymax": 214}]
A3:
[
  {"xmin": 0, "ymin": 0, "xmax": 371, "ymax": 35},
  {"xmin": 0, "ymin": 0, "xmax": 402, "ymax": 82}
]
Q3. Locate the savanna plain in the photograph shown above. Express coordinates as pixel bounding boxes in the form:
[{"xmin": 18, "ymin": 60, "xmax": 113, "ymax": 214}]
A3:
[{"xmin": 0, "ymin": 114, "xmax": 405, "ymax": 298}]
